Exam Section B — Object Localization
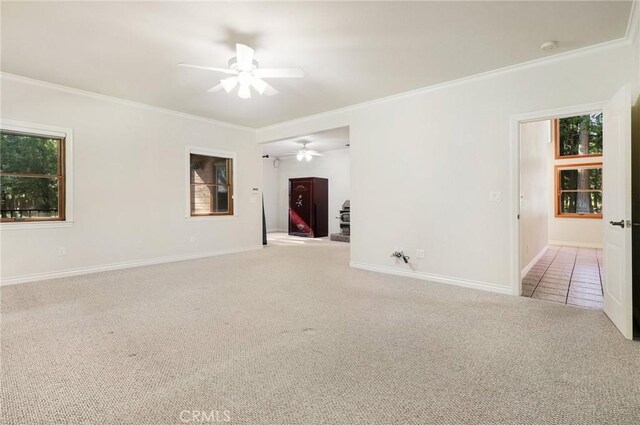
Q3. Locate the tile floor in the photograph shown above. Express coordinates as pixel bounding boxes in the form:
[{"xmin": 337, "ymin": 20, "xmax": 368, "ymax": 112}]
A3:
[{"xmin": 521, "ymin": 246, "xmax": 604, "ymax": 309}]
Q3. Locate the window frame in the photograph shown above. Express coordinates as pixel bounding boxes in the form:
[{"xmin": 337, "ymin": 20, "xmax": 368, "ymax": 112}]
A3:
[
  {"xmin": 554, "ymin": 161, "xmax": 603, "ymax": 219},
  {"xmin": 0, "ymin": 120, "xmax": 74, "ymax": 228},
  {"xmin": 185, "ymin": 146, "xmax": 236, "ymax": 220},
  {"xmin": 552, "ymin": 116, "xmax": 603, "ymax": 160}
]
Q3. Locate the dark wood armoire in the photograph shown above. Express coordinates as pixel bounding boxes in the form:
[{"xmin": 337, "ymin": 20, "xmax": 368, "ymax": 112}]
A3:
[{"xmin": 288, "ymin": 177, "xmax": 328, "ymax": 238}]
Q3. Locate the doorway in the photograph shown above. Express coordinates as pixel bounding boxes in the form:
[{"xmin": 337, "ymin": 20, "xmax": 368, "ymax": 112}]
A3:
[
  {"xmin": 260, "ymin": 126, "xmax": 350, "ymax": 246},
  {"xmin": 519, "ymin": 113, "xmax": 604, "ymax": 309},
  {"xmin": 511, "ymin": 86, "xmax": 634, "ymax": 340}
]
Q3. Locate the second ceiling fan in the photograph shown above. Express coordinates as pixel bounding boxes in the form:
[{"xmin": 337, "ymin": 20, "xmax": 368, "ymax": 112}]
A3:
[
  {"xmin": 179, "ymin": 44, "xmax": 305, "ymax": 99},
  {"xmin": 285, "ymin": 141, "xmax": 324, "ymax": 162}
]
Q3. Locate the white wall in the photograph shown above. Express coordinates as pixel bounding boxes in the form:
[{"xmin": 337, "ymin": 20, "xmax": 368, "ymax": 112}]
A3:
[
  {"xmin": 257, "ymin": 41, "xmax": 639, "ymax": 294},
  {"xmin": 0, "ymin": 76, "xmax": 262, "ymax": 284},
  {"xmin": 519, "ymin": 120, "xmax": 550, "ymax": 272},
  {"xmin": 3, "ymin": 27, "xmax": 637, "ymax": 292},
  {"xmin": 262, "ymin": 149, "xmax": 350, "ymax": 235}
]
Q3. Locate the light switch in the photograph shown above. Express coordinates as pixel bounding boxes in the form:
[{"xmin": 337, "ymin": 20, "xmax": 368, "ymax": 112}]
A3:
[{"xmin": 489, "ymin": 191, "xmax": 502, "ymax": 202}]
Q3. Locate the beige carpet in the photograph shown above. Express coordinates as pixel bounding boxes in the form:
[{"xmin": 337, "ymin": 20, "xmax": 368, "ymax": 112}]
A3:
[{"xmin": 1, "ymin": 244, "xmax": 639, "ymax": 424}]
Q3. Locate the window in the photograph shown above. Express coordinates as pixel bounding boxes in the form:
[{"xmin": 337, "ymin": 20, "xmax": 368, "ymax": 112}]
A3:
[
  {"xmin": 553, "ymin": 112, "xmax": 603, "ymax": 219},
  {"xmin": 189, "ymin": 153, "xmax": 233, "ymax": 216},
  {"xmin": 1, "ymin": 131, "xmax": 66, "ymax": 222},
  {"xmin": 554, "ymin": 113, "xmax": 603, "ymax": 158},
  {"xmin": 555, "ymin": 163, "xmax": 602, "ymax": 218}
]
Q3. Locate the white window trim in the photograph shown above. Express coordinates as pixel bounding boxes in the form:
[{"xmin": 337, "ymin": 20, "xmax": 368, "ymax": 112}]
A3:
[
  {"xmin": 0, "ymin": 119, "xmax": 74, "ymax": 230},
  {"xmin": 185, "ymin": 146, "xmax": 237, "ymax": 221}
]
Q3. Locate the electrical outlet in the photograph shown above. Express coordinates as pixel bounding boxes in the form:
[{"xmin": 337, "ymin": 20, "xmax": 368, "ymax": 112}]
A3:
[
  {"xmin": 137, "ymin": 240, "xmax": 143, "ymax": 248},
  {"xmin": 58, "ymin": 247, "xmax": 66, "ymax": 257},
  {"xmin": 489, "ymin": 191, "xmax": 502, "ymax": 202},
  {"xmin": 416, "ymin": 249, "xmax": 425, "ymax": 259}
]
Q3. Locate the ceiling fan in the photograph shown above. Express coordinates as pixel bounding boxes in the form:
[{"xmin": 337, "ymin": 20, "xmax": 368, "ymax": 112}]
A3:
[
  {"xmin": 285, "ymin": 141, "xmax": 324, "ymax": 162},
  {"xmin": 179, "ymin": 44, "xmax": 304, "ymax": 99}
]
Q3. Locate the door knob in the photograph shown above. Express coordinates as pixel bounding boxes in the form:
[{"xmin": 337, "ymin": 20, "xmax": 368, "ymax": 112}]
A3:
[{"xmin": 610, "ymin": 220, "xmax": 625, "ymax": 228}]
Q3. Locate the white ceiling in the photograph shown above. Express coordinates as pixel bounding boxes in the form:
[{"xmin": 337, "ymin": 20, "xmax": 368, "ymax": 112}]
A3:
[
  {"xmin": 261, "ymin": 127, "xmax": 350, "ymax": 158},
  {"xmin": 1, "ymin": 1, "xmax": 633, "ymax": 128}
]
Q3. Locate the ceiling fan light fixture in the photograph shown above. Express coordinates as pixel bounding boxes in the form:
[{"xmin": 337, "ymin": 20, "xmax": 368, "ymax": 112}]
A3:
[
  {"xmin": 180, "ymin": 43, "xmax": 303, "ymax": 100},
  {"xmin": 237, "ymin": 71, "xmax": 253, "ymax": 87},
  {"xmin": 304, "ymin": 153, "xmax": 312, "ymax": 162},
  {"xmin": 296, "ymin": 153, "xmax": 304, "ymax": 161},
  {"xmin": 238, "ymin": 84, "xmax": 251, "ymax": 99}
]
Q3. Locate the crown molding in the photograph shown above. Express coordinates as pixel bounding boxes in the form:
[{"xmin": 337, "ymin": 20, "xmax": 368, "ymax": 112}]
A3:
[
  {"xmin": 3, "ymin": 1, "xmax": 637, "ymax": 136},
  {"xmin": 0, "ymin": 72, "xmax": 255, "ymax": 133},
  {"xmin": 625, "ymin": 0, "xmax": 639, "ymax": 43},
  {"xmin": 258, "ymin": 1, "xmax": 638, "ymax": 136},
  {"xmin": 257, "ymin": 34, "xmax": 633, "ymax": 136}
]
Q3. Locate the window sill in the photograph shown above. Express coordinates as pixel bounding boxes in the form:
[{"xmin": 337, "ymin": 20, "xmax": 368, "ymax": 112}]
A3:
[
  {"xmin": 555, "ymin": 215, "xmax": 603, "ymax": 219},
  {"xmin": 0, "ymin": 221, "xmax": 74, "ymax": 230},
  {"xmin": 186, "ymin": 215, "xmax": 238, "ymax": 222}
]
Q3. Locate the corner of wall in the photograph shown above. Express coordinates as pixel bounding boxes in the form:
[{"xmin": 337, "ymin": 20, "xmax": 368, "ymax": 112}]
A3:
[{"xmin": 521, "ymin": 245, "xmax": 549, "ymax": 278}]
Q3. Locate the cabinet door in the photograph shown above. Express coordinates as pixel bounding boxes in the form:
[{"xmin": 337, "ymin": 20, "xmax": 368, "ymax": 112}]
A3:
[{"xmin": 289, "ymin": 180, "xmax": 314, "ymax": 236}]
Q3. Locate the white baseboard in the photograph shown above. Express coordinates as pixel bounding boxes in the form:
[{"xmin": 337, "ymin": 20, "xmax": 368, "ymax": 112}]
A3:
[
  {"xmin": 0, "ymin": 245, "xmax": 263, "ymax": 286},
  {"xmin": 521, "ymin": 245, "xmax": 549, "ymax": 279},
  {"xmin": 349, "ymin": 261, "xmax": 511, "ymax": 295},
  {"xmin": 548, "ymin": 240, "xmax": 603, "ymax": 249}
]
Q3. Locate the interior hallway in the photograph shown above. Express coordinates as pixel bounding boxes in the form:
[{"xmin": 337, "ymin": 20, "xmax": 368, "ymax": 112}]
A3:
[{"xmin": 521, "ymin": 246, "xmax": 604, "ymax": 309}]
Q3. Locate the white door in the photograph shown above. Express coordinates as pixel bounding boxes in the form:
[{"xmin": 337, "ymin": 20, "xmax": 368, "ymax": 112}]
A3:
[{"xmin": 603, "ymin": 85, "xmax": 633, "ymax": 340}]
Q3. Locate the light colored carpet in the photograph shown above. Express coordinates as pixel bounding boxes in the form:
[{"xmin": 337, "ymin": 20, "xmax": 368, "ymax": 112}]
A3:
[{"xmin": 1, "ymin": 244, "xmax": 639, "ymax": 424}]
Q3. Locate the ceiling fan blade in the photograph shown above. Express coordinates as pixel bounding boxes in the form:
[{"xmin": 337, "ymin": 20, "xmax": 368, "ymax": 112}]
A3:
[
  {"xmin": 251, "ymin": 78, "xmax": 268, "ymax": 95},
  {"xmin": 207, "ymin": 83, "xmax": 224, "ymax": 93},
  {"xmin": 178, "ymin": 63, "xmax": 237, "ymax": 74},
  {"xmin": 250, "ymin": 78, "xmax": 278, "ymax": 96},
  {"xmin": 236, "ymin": 44, "xmax": 255, "ymax": 71},
  {"xmin": 308, "ymin": 151, "xmax": 324, "ymax": 157},
  {"xmin": 263, "ymin": 82, "xmax": 278, "ymax": 96},
  {"xmin": 253, "ymin": 68, "xmax": 305, "ymax": 79}
]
